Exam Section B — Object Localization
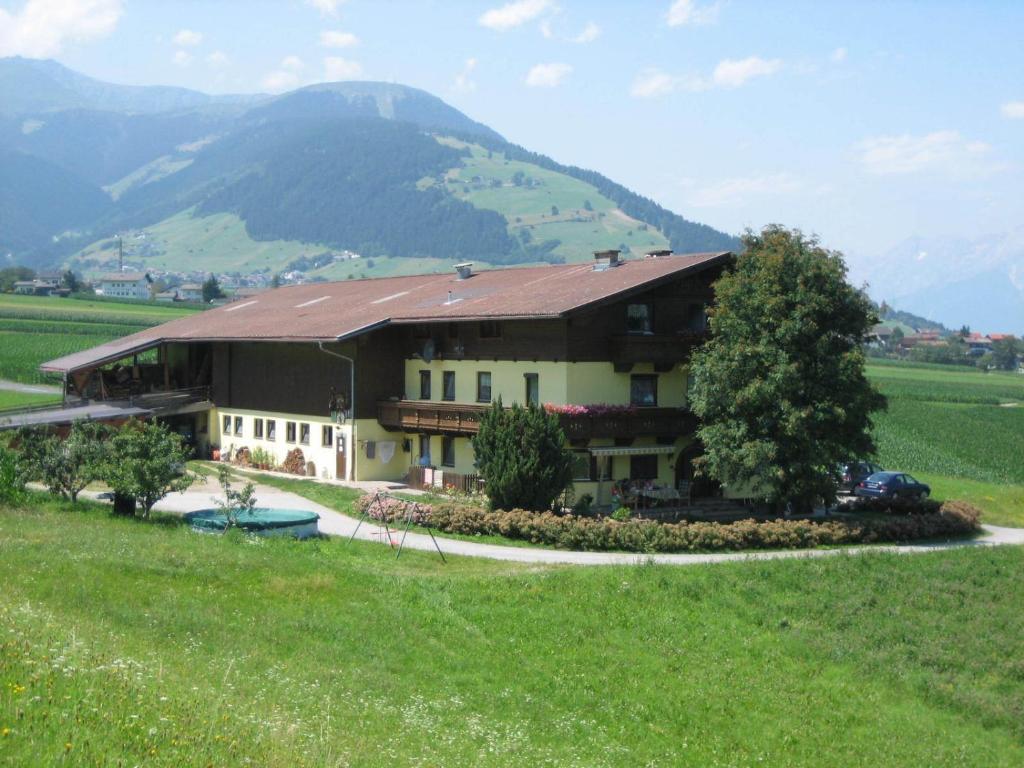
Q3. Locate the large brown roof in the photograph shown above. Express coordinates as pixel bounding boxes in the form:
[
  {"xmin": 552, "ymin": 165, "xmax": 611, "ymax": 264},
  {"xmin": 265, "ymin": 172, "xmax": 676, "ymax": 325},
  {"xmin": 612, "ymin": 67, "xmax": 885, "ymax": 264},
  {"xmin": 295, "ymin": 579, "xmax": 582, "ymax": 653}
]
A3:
[{"xmin": 42, "ymin": 251, "xmax": 730, "ymax": 373}]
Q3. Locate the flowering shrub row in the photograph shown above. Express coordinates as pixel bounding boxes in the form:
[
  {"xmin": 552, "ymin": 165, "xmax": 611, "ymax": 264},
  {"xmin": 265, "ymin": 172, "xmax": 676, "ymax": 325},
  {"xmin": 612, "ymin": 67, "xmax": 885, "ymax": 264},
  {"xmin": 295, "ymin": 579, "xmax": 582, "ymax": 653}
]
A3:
[
  {"xmin": 543, "ymin": 403, "xmax": 639, "ymax": 417},
  {"xmin": 354, "ymin": 495, "xmax": 981, "ymax": 553}
]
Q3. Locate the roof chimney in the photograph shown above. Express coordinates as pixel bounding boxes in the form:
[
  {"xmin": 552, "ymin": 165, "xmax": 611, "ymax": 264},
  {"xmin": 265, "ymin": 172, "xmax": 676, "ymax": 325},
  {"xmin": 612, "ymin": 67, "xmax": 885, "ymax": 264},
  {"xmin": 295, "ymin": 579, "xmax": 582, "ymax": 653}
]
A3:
[
  {"xmin": 593, "ymin": 249, "xmax": 621, "ymax": 271},
  {"xmin": 454, "ymin": 262, "xmax": 474, "ymax": 280},
  {"xmin": 646, "ymin": 249, "xmax": 673, "ymax": 258}
]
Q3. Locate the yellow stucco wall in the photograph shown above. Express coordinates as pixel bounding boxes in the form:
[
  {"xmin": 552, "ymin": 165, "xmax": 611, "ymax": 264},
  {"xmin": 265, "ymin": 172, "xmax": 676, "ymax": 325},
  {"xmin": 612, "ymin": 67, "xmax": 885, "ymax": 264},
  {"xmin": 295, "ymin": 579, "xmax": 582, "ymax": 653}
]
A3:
[
  {"xmin": 404, "ymin": 359, "xmax": 690, "ymax": 408},
  {"xmin": 211, "ymin": 407, "xmax": 352, "ymax": 480},
  {"xmin": 403, "ymin": 359, "xmax": 569, "ymax": 406}
]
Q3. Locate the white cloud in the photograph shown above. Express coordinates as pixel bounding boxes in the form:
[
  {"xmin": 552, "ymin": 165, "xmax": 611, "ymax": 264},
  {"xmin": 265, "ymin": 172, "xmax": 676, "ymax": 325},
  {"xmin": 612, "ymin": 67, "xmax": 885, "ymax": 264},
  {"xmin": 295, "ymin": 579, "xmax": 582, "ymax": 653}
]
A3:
[
  {"xmin": 206, "ymin": 50, "xmax": 228, "ymax": 67},
  {"xmin": 666, "ymin": 0, "xmax": 720, "ymax": 27},
  {"xmin": 687, "ymin": 173, "xmax": 803, "ymax": 207},
  {"xmin": 710, "ymin": 56, "xmax": 782, "ymax": 88},
  {"xmin": 524, "ymin": 61, "xmax": 571, "ymax": 87},
  {"xmin": 172, "ymin": 49, "xmax": 191, "ymax": 67},
  {"xmin": 1001, "ymin": 101, "xmax": 1024, "ymax": 119},
  {"xmin": 572, "ymin": 21, "xmax": 600, "ymax": 44},
  {"xmin": 262, "ymin": 56, "xmax": 305, "ymax": 93},
  {"xmin": 173, "ymin": 28, "xmax": 202, "ymax": 47},
  {"xmin": 858, "ymin": 130, "xmax": 996, "ymax": 176},
  {"xmin": 323, "ymin": 55, "xmax": 362, "ymax": 80},
  {"xmin": 263, "ymin": 70, "xmax": 300, "ymax": 92},
  {"xmin": 830, "ymin": 46, "xmax": 847, "ymax": 63},
  {"xmin": 305, "ymin": 0, "xmax": 344, "ymax": 17},
  {"xmin": 631, "ymin": 69, "xmax": 676, "ymax": 98},
  {"xmin": 452, "ymin": 57, "xmax": 478, "ymax": 93},
  {"xmin": 319, "ymin": 29, "xmax": 358, "ymax": 48},
  {"xmin": 631, "ymin": 56, "xmax": 782, "ymax": 98},
  {"xmin": 479, "ymin": 0, "xmax": 551, "ymax": 31},
  {"xmin": 0, "ymin": 0, "xmax": 122, "ymax": 57},
  {"xmin": 539, "ymin": 19, "xmax": 552, "ymax": 38}
]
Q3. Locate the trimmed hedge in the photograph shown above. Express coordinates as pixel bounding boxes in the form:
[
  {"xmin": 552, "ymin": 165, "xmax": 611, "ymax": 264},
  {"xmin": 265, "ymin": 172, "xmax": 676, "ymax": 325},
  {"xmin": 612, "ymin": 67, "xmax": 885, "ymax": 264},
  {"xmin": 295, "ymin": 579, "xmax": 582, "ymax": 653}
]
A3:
[{"xmin": 353, "ymin": 496, "xmax": 982, "ymax": 554}]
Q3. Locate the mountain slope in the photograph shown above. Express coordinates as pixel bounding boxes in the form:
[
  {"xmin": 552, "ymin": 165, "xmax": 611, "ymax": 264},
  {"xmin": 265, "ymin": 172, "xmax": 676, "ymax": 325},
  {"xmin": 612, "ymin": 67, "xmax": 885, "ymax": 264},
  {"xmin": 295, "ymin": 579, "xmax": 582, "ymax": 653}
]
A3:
[
  {"xmin": 0, "ymin": 57, "xmax": 257, "ymax": 115},
  {"xmin": 0, "ymin": 150, "xmax": 113, "ymax": 255},
  {"xmin": 0, "ymin": 57, "xmax": 739, "ymax": 273},
  {"xmin": 865, "ymin": 229, "xmax": 1024, "ymax": 334}
]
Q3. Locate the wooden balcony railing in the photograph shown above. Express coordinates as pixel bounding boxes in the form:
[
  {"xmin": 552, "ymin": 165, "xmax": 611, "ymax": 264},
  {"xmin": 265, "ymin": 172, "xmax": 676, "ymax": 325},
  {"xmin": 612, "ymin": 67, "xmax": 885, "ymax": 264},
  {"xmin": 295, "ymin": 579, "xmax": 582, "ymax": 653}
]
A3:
[
  {"xmin": 378, "ymin": 400, "xmax": 698, "ymax": 440},
  {"xmin": 609, "ymin": 331, "xmax": 709, "ymax": 365},
  {"xmin": 378, "ymin": 400, "xmax": 488, "ymax": 435}
]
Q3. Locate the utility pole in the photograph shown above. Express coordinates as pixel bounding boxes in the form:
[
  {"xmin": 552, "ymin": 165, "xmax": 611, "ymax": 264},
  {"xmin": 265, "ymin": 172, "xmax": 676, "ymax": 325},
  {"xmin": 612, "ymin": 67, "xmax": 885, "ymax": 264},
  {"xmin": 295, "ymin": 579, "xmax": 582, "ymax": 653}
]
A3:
[{"xmin": 118, "ymin": 235, "xmax": 123, "ymax": 272}]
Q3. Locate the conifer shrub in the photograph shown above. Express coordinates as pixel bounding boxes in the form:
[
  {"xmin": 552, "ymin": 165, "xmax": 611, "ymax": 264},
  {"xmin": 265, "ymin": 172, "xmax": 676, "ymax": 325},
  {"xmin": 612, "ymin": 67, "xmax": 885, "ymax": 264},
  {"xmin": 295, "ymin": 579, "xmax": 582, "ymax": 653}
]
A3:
[{"xmin": 471, "ymin": 399, "xmax": 573, "ymax": 511}]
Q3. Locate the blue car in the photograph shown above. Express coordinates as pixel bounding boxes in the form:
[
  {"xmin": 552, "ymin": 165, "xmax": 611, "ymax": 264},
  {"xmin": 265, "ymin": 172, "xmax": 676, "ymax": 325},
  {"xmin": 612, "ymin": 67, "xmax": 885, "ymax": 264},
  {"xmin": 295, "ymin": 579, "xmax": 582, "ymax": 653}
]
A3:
[{"xmin": 854, "ymin": 471, "xmax": 931, "ymax": 500}]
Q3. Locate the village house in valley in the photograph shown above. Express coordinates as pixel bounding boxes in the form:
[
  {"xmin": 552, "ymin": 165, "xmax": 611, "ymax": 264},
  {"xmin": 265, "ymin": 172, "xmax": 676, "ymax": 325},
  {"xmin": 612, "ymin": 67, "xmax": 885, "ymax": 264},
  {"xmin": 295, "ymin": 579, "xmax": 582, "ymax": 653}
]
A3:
[
  {"xmin": 96, "ymin": 272, "xmax": 153, "ymax": 300},
  {"xmin": 39, "ymin": 250, "xmax": 734, "ymax": 505}
]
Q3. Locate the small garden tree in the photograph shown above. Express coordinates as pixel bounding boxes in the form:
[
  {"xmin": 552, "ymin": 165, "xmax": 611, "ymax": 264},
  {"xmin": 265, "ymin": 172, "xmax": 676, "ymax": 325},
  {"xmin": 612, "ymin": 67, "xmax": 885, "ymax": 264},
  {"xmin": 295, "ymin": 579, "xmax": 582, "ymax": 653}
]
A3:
[
  {"xmin": 214, "ymin": 464, "xmax": 258, "ymax": 528},
  {"xmin": 17, "ymin": 421, "xmax": 109, "ymax": 503},
  {"xmin": 105, "ymin": 420, "xmax": 194, "ymax": 518},
  {"xmin": 471, "ymin": 399, "xmax": 573, "ymax": 512},
  {"xmin": 689, "ymin": 225, "xmax": 886, "ymax": 513}
]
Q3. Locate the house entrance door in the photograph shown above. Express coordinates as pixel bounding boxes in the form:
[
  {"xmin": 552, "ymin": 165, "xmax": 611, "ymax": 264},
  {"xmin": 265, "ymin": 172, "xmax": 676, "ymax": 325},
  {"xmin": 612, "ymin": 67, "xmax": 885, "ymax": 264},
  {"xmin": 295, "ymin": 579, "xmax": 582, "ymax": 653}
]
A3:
[
  {"xmin": 336, "ymin": 433, "xmax": 347, "ymax": 480},
  {"xmin": 675, "ymin": 443, "xmax": 721, "ymax": 499}
]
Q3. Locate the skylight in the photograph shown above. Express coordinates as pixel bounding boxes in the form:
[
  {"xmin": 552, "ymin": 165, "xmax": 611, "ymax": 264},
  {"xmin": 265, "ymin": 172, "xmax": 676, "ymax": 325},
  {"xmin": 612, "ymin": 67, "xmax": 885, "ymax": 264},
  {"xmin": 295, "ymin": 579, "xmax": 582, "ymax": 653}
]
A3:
[
  {"xmin": 224, "ymin": 300, "xmax": 258, "ymax": 312},
  {"xmin": 294, "ymin": 296, "xmax": 330, "ymax": 308}
]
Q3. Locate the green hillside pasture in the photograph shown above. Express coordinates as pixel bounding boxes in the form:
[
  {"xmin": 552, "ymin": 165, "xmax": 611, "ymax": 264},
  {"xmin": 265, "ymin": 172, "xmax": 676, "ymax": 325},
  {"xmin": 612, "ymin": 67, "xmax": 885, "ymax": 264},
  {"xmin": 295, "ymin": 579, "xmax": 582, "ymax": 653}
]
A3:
[
  {"xmin": 103, "ymin": 154, "xmax": 194, "ymax": 200},
  {"xmin": 312, "ymin": 255, "xmax": 461, "ymax": 281},
  {"xmin": 2, "ymin": 499, "xmax": 1024, "ymax": 767},
  {"xmin": 70, "ymin": 208, "xmax": 328, "ymax": 277},
  {"xmin": 440, "ymin": 142, "xmax": 671, "ymax": 261}
]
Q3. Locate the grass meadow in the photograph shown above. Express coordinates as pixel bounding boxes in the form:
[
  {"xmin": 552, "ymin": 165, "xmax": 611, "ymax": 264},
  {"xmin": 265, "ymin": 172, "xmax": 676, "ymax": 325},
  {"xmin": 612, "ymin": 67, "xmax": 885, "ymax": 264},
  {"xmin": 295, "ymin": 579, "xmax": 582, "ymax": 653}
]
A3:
[
  {"xmin": 0, "ymin": 294, "xmax": 196, "ymax": 384},
  {"xmin": 2, "ymin": 495, "xmax": 1024, "ymax": 767},
  {"xmin": 867, "ymin": 363, "xmax": 1024, "ymax": 526}
]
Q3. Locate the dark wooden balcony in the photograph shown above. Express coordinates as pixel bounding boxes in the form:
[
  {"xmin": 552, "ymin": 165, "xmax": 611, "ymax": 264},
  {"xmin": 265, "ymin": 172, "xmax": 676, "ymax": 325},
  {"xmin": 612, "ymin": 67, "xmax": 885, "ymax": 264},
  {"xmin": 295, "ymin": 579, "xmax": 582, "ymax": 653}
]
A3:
[
  {"xmin": 377, "ymin": 400, "xmax": 488, "ymax": 435},
  {"xmin": 377, "ymin": 400, "xmax": 697, "ymax": 440},
  {"xmin": 609, "ymin": 331, "xmax": 709, "ymax": 366}
]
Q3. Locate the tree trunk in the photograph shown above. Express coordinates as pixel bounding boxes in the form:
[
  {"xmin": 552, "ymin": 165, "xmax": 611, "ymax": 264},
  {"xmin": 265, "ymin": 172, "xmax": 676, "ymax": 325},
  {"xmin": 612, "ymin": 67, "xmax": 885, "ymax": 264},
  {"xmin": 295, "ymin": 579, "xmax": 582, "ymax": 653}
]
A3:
[{"xmin": 112, "ymin": 492, "xmax": 136, "ymax": 517}]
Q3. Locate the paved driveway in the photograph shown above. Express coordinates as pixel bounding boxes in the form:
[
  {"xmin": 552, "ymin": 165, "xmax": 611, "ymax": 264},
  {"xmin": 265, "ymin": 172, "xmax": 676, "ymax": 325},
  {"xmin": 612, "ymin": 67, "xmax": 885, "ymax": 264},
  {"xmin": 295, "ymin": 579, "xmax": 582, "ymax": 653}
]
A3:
[{"xmin": 84, "ymin": 474, "xmax": 1024, "ymax": 566}]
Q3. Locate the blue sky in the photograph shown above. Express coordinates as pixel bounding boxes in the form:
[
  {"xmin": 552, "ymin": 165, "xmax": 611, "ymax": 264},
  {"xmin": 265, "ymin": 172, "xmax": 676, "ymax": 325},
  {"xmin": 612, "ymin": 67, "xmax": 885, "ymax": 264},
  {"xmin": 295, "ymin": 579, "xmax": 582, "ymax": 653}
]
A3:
[{"xmin": 2, "ymin": 0, "xmax": 1023, "ymax": 278}]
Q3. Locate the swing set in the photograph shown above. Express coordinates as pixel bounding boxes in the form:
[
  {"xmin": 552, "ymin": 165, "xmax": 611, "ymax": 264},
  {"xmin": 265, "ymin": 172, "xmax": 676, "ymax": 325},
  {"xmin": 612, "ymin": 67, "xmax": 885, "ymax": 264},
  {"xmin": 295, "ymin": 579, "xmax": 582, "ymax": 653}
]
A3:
[{"xmin": 348, "ymin": 491, "xmax": 447, "ymax": 562}]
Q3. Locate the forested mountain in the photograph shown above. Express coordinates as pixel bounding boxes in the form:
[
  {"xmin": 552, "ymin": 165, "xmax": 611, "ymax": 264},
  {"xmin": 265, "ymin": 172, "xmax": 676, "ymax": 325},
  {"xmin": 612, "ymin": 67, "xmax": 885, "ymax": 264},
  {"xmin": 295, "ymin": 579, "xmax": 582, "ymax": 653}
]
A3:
[{"xmin": 0, "ymin": 57, "xmax": 740, "ymax": 274}]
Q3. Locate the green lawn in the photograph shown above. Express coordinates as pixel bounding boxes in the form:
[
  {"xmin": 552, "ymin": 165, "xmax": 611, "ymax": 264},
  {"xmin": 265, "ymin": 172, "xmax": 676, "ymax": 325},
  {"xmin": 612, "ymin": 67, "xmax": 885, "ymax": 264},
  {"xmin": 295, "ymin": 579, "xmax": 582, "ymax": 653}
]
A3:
[
  {"xmin": 0, "ymin": 390, "xmax": 59, "ymax": 410},
  {"xmin": 867, "ymin": 362, "xmax": 1024, "ymax": 526},
  {"xmin": 2, "ymin": 496, "xmax": 1023, "ymax": 766}
]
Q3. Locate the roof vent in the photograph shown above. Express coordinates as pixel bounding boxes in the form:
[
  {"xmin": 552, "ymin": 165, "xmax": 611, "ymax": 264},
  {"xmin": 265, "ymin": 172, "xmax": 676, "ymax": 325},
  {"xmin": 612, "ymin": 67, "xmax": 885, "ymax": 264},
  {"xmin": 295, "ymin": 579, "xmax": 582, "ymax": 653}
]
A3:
[
  {"xmin": 454, "ymin": 262, "xmax": 474, "ymax": 280},
  {"xmin": 646, "ymin": 249, "xmax": 673, "ymax": 258},
  {"xmin": 593, "ymin": 250, "xmax": 621, "ymax": 271}
]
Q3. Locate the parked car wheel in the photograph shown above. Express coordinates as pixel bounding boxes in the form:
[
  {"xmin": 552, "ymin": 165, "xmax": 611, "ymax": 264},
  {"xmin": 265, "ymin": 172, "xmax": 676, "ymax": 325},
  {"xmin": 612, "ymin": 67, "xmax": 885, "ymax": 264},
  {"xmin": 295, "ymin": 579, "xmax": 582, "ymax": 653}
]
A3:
[{"xmin": 918, "ymin": 491, "xmax": 929, "ymax": 501}]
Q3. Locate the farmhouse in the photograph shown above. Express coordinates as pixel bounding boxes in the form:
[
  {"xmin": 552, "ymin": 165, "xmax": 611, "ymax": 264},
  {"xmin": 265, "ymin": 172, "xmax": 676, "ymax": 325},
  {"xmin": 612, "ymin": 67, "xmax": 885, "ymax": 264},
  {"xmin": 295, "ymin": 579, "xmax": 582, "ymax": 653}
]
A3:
[
  {"xmin": 40, "ymin": 250, "xmax": 733, "ymax": 505},
  {"xmin": 97, "ymin": 272, "xmax": 153, "ymax": 300}
]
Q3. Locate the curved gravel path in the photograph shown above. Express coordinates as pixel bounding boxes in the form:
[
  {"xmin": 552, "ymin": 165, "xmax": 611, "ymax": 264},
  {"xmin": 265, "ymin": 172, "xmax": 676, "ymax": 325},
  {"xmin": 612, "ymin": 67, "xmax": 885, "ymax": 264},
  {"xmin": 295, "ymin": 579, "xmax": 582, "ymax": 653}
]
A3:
[{"xmin": 82, "ymin": 474, "xmax": 1024, "ymax": 566}]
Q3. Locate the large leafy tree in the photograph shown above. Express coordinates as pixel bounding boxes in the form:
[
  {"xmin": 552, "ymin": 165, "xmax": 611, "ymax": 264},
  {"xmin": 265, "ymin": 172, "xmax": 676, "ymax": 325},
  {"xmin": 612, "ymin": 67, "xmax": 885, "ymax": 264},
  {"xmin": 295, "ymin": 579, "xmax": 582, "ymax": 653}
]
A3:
[
  {"xmin": 689, "ymin": 226, "xmax": 886, "ymax": 512},
  {"xmin": 105, "ymin": 420, "xmax": 194, "ymax": 518},
  {"xmin": 471, "ymin": 399, "xmax": 573, "ymax": 512}
]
